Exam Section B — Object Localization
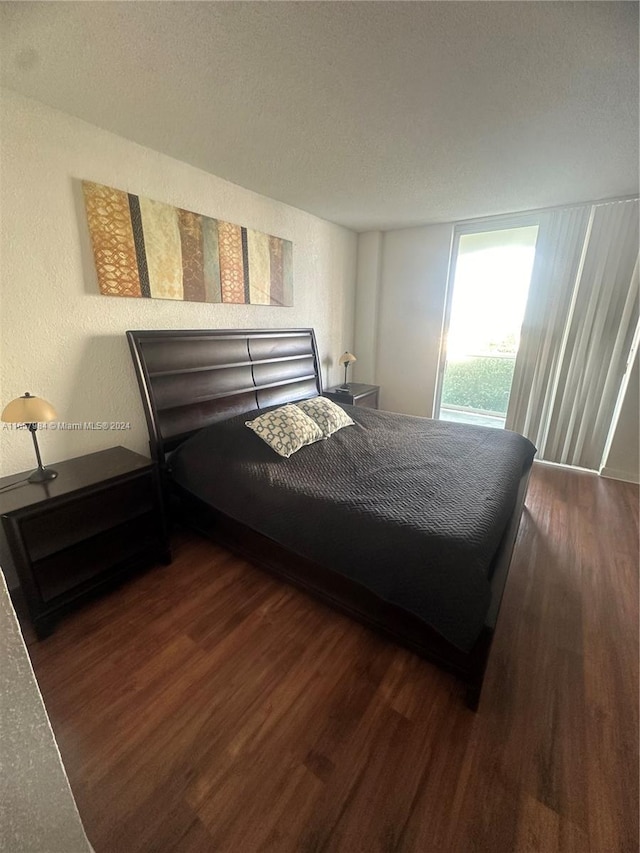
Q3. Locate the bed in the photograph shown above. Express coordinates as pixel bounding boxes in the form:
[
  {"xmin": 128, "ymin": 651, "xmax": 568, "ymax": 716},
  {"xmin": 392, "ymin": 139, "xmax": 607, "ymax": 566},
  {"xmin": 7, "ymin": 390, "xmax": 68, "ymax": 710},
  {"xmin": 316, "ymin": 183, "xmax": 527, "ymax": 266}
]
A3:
[{"xmin": 127, "ymin": 328, "xmax": 535, "ymax": 710}]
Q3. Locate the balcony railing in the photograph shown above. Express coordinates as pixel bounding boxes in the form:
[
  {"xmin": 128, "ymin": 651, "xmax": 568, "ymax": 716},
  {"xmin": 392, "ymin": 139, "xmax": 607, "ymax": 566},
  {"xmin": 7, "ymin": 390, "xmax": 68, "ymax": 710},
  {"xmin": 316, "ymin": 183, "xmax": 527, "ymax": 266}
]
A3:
[{"xmin": 440, "ymin": 353, "xmax": 516, "ymax": 427}]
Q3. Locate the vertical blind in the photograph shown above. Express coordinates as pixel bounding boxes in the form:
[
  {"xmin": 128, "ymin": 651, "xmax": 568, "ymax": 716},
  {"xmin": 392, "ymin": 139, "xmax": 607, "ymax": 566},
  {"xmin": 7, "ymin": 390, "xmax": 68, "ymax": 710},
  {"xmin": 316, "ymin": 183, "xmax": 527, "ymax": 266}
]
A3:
[{"xmin": 506, "ymin": 198, "xmax": 639, "ymax": 470}]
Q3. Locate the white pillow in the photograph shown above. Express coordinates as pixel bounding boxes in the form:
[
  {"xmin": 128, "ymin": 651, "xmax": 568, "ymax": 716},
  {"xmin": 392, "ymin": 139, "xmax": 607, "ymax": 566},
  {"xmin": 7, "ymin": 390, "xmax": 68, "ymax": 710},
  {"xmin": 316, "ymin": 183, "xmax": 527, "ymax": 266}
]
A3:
[
  {"xmin": 296, "ymin": 396, "xmax": 355, "ymax": 438},
  {"xmin": 245, "ymin": 404, "xmax": 324, "ymax": 457}
]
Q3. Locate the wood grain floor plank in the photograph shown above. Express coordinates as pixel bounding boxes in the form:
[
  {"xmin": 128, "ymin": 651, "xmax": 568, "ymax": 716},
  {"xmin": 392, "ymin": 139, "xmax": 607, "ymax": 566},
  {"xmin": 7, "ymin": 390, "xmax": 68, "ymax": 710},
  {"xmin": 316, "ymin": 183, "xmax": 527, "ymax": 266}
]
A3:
[{"xmin": 20, "ymin": 463, "xmax": 638, "ymax": 852}]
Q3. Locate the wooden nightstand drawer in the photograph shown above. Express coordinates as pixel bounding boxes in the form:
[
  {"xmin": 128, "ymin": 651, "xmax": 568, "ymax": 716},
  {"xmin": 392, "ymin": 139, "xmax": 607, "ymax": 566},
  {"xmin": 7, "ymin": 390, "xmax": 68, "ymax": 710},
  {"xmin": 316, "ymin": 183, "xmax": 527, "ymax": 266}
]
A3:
[
  {"xmin": 356, "ymin": 391, "xmax": 379, "ymax": 409},
  {"xmin": 20, "ymin": 472, "xmax": 154, "ymax": 562},
  {"xmin": 34, "ymin": 513, "xmax": 160, "ymax": 603}
]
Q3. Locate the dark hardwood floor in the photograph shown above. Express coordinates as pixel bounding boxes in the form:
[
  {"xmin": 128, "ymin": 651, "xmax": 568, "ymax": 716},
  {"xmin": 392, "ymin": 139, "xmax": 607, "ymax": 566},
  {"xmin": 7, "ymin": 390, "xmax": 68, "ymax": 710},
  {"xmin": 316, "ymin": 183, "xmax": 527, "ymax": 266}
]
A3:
[{"xmin": 21, "ymin": 463, "xmax": 638, "ymax": 852}]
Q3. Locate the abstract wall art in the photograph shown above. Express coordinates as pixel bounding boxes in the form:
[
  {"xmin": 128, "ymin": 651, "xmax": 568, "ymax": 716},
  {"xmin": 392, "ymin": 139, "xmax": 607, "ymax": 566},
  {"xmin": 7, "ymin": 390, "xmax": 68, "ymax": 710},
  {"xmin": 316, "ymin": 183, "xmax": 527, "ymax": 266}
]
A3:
[{"xmin": 82, "ymin": 181, "xmax": 293, "ymax": 306}]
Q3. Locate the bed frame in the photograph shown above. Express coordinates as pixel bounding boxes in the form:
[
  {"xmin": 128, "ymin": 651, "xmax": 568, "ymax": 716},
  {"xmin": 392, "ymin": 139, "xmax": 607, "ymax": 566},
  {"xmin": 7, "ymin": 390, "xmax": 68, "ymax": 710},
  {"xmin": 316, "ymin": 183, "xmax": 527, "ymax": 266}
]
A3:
[{"xmin": 127, "ymin": 328, "xmax": 531, "ymax": 710}]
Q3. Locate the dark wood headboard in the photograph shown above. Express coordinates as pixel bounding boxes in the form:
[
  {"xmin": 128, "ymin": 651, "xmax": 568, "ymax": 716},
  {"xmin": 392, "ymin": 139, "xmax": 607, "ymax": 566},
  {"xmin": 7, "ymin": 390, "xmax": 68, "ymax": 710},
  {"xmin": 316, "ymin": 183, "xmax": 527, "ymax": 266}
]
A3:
[{"xmin": 127, "ymin": 328, "xmax": 323, "ymax": 465}]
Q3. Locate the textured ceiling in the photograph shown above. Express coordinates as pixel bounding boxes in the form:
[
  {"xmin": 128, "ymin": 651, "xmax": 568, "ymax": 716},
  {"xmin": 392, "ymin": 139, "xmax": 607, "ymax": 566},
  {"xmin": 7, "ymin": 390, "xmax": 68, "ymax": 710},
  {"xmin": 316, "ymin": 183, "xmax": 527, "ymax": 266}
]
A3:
[{"xmin": 1, "ymin": 2, "xmax": 638, "ymax": 232}]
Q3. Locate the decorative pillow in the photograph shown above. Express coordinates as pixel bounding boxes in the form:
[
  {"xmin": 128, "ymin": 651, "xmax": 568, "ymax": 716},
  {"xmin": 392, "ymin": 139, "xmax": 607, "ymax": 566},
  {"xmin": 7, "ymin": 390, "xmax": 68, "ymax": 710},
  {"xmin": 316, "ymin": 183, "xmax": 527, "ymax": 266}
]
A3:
[
  {"xmin": 296, "ymin": 396, "xmax": 355, "ymax": 439},
  {"xmin": 245, "ymin": 404, "xmax": 324, "ymax": 458}
]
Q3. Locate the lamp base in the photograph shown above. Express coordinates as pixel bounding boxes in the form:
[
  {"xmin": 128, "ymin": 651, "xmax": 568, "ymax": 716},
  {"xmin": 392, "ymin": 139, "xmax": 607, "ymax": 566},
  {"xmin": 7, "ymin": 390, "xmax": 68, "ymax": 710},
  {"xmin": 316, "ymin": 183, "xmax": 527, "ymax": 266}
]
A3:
[{"xmin": 28, "ymin": 467, "xmax": 58, "ymax": 484}]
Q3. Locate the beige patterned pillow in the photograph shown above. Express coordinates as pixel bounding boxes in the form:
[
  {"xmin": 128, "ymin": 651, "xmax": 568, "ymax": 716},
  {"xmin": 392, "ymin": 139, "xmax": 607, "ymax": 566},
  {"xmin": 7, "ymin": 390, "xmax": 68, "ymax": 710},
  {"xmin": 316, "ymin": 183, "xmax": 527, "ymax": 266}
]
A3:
[
  {"xmin": 296, "ymin": 396, "xmax": 355, "ymax": 438},
  {"xmin": 245, "ymin": 404, "xmax": 324, "ymax": 457}
]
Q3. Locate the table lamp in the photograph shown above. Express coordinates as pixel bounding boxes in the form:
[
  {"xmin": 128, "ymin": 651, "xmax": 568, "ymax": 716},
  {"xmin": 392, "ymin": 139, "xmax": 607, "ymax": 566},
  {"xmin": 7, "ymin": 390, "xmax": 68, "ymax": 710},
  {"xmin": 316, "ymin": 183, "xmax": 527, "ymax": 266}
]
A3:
[
  {"xmin": 339, "ymin": 352, "xmax": 357, "ymax": 390},
  {"xmin": 1, "ymin": 392, "xmax": 58, "ymax": 483}
]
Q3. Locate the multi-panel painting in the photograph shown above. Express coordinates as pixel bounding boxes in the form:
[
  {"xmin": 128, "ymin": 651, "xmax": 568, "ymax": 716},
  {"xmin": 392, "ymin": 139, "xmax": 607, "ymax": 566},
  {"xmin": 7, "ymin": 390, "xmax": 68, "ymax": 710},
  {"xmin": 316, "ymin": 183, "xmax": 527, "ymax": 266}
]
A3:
[{"xmin": 82, "ymin": 181, "xmax": 293, "ymax": 306}]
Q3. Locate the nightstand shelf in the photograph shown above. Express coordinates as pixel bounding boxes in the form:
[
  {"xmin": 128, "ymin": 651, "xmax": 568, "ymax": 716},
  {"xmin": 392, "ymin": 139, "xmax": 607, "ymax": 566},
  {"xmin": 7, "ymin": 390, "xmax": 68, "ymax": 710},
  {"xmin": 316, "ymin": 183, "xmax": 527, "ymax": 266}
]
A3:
[
  {"xmin": 0, "ymin": 446, "xmax": 170, "ymax": 637},
  {"xmin": 323, "ymin": 383, "xmax": 380, "ymax": 409}
]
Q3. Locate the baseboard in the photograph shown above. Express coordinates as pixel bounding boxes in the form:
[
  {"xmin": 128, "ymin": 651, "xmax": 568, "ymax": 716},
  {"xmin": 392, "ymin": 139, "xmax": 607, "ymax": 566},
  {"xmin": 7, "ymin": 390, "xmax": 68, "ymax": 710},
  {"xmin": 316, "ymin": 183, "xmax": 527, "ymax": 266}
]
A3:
[
  {"xmin": 534, "ymin": 458, "xmax": 595, "ymax": 475},
  {"xmin": 600, "ymin": 466, "xmax": 640, "ymax": 485}
]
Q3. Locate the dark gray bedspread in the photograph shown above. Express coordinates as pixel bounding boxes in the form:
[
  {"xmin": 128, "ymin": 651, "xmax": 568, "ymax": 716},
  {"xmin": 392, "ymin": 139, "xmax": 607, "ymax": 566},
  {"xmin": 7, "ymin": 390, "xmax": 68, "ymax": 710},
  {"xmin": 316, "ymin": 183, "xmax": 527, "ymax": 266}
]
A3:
[{"xmin": 170, "ymin": 406, "xmax": 536, "ymax": 651}]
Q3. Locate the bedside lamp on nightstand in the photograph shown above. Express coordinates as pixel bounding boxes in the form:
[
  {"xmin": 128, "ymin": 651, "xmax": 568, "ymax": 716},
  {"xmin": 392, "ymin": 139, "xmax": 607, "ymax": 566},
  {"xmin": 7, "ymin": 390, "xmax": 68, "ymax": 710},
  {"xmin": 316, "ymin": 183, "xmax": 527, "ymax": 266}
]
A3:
[
  {"xmin": 1, "ymin": 392, "xmax": 58, "ymax": 483},
  {"xmin": 338, "ymin": 351, "xmax": 357, "ymax": 390}
]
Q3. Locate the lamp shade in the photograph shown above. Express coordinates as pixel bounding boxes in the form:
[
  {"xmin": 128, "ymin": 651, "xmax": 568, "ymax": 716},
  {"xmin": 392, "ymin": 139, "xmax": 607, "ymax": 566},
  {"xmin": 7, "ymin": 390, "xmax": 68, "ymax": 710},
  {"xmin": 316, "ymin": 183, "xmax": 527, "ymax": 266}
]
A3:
[
  {"xmin": 1, "ymin": 393, "xmax": 58, "ymax": 424},
  {"xmin": 339, "ymin": 351, "xmax": 357, "ymax": 366}
]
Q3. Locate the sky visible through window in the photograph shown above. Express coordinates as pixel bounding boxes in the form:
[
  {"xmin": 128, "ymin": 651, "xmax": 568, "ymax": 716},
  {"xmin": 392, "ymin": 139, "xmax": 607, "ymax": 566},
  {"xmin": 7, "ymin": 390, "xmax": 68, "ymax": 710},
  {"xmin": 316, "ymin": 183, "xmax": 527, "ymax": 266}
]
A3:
[{"xmin": 446, "ymin": 226, "xmax": 538, "ymax": 361}]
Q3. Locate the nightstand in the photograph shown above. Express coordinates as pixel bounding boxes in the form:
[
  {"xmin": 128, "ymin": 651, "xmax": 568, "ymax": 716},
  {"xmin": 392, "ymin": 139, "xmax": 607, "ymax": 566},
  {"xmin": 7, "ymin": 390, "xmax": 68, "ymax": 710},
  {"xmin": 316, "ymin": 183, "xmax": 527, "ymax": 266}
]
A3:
[
  {"xmin": 323, "ymin": 383, "xmax": 380, "ymax": 409},
  {"xmin": 0, "ymin": 446, "xmax": 170, "ymax": 638}
]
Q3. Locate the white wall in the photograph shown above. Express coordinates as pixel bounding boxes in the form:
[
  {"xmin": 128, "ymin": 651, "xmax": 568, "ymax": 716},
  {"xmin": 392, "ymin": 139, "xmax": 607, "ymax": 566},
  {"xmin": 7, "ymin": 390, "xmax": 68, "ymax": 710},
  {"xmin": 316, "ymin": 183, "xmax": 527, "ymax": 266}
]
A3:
[
  {"xmin": 0, "ymin": 90, "xmax": 357, "ymax": 476},
  {"xmin": 602, "ymin": 348, "xmax": 639, "ymax": 484},
  {"xmin": 373, "ymin": 224, "xmax": 453, "ymax": 416},
  {"xmin": 353, "ymin": 231, "xmax": 382, "ymax": 384}
]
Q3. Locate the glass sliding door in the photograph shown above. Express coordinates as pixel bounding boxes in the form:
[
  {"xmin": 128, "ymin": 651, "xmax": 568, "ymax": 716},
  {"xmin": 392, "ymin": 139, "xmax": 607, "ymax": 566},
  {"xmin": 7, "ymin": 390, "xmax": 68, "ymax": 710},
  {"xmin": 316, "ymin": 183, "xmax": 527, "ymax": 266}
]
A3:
[{"xmin": 437, "ymin": 224, "xmax": 539, "ymax": 428}]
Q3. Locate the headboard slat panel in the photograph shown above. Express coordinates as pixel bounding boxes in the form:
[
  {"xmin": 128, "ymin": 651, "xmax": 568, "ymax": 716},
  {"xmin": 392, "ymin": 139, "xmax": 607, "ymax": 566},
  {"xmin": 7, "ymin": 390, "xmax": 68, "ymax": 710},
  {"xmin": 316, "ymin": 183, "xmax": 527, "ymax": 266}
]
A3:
[
  {"xmin": 252, "ymin": 356, "xmax": 316, "ymax": 387},
  {"xmin": 153, "ymin": 366, "xmax": 254, "ymax": 410},
  {"xmin": 157, "ymin": 391, "xmax": 259, "ymax": 448},
  {"xmin": 141, "ymin": 337, "xmax": 249, "ymax": 374},
  {"xmin": 256, "ymin": 379, "xmax": 320, "ymax": 410},
  {"xmin": 248, "ymin": 334, "xmax": 313, "ymax": 361}
]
